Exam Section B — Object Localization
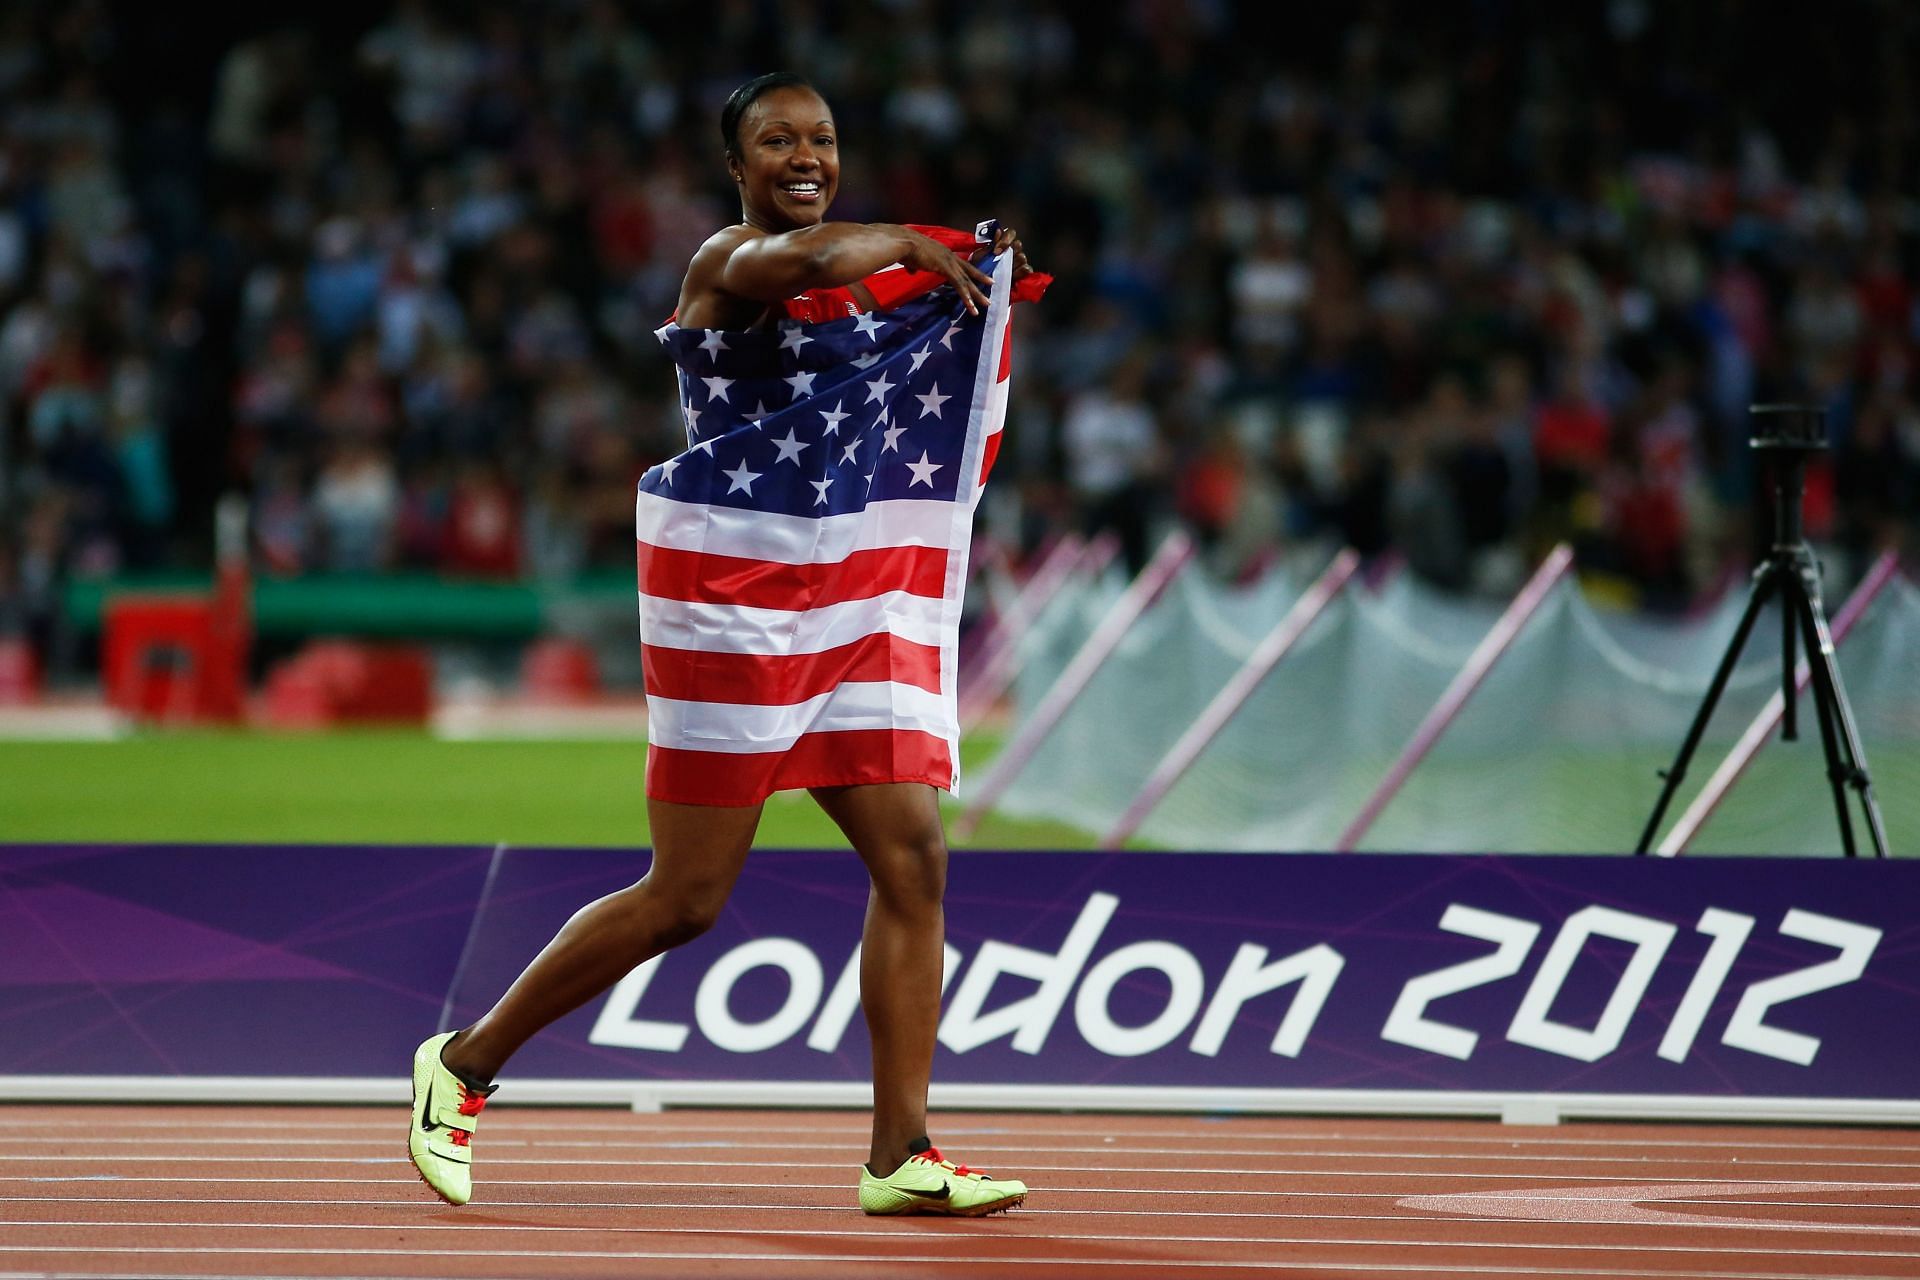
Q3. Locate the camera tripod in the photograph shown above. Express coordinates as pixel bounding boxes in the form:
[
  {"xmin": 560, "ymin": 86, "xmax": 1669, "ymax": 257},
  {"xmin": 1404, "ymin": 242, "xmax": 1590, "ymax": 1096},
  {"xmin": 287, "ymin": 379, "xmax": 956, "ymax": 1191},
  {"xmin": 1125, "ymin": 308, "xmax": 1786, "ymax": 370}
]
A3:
[{"xmin": 1635, "ymin": 406, "xmax": 1888, "ymax": 857}]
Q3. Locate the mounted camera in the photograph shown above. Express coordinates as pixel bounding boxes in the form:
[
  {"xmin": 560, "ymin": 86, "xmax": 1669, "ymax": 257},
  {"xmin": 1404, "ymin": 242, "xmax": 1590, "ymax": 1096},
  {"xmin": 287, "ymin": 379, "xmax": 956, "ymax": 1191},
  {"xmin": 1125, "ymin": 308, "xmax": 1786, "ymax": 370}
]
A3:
[{"xmin": 1748, "ymin": 403, "xmax": 1828, "ymax": 453}]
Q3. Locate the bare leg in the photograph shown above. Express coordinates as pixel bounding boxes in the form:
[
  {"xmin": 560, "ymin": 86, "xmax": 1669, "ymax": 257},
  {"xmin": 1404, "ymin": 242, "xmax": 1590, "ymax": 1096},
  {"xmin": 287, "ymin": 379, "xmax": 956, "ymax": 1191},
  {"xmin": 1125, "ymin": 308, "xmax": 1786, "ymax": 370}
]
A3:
[
  {"xmin": 442, "ymin": 798, "xmax": 763, "ymax": 1082},
  {"xmin": 809, "ymin": 782, "xmax": 947, "ymax": 1175}
]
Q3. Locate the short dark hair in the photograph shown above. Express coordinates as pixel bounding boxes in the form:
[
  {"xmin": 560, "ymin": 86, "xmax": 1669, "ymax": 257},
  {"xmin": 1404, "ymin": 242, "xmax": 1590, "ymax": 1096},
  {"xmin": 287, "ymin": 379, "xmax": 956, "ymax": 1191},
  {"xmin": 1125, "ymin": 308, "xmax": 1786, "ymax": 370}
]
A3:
[{"xmin": 720, "ymin": 72, "xmax": 818, "ymax": 158}]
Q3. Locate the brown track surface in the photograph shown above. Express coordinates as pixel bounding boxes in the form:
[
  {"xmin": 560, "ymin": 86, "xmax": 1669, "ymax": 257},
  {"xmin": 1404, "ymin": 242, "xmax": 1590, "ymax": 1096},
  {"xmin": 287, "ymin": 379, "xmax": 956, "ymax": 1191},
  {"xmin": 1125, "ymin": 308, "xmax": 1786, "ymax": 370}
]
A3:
[{"xmin": 1, "ymin": 1105, "xmax": 1916, "ymax": 1278}]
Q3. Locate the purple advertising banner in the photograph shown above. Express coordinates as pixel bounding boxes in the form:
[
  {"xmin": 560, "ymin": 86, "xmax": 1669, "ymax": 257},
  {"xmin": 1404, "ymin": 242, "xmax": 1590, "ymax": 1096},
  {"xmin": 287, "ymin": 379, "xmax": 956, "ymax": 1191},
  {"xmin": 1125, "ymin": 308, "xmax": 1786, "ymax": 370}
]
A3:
[
  {"xmin": 3, "ymin": 843, "xmax": 1916, "ymax": 1103},
  {"xmin": 0, "ymin": 843, "xmax": 493, "ymax": 1076}
]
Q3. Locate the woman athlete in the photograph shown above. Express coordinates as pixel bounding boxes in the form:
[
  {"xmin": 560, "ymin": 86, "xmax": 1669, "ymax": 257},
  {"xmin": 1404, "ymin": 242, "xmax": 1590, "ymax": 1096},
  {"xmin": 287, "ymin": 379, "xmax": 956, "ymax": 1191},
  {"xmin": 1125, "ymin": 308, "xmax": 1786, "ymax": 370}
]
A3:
[{"xmin": 407, "ymin": 71, "xmax": 1035, "ymax": 1217}]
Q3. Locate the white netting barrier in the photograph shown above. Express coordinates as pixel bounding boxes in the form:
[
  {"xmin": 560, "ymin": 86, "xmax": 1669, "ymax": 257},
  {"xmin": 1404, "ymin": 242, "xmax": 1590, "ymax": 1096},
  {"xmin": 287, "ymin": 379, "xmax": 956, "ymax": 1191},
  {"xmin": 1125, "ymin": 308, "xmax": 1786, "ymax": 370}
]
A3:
[
  {"xmin": 1361, "ymin": 581, "xmax": 1774, "ymax": 853},
  {"xmin": 973, "ymin": 557, "xmax": 1127, "ymax": 732},
  {"xmin": 985, "ymin": 559, "xmax": 1919, "ymax": 856},
  {"xmin": 993, "ymin": 565, "xmax": 1300, "ymax": 836}
]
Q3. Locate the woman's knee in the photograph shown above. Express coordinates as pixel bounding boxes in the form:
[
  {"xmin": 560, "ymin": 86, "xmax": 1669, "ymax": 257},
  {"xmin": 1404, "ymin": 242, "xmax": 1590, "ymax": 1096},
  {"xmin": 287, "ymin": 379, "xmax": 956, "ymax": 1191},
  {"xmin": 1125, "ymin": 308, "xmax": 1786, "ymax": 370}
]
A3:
[
  {"xmin": 866, "ymin": 835, "xmax": 948, "ymax": 909},
  {"xmin": 636, "ymin": 874, "xmax": 733, "ymax": 948}
]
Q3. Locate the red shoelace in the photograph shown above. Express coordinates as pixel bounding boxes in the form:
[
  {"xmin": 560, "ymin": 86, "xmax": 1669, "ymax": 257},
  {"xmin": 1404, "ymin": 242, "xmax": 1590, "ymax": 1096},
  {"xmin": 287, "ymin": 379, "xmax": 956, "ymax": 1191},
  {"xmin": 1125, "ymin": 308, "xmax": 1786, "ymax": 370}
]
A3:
[
  {"xmin": 913, "ymin": 1146, "xmax": 979, "ymax": 1177},
  {"xmin": 448, "ymin": 1084, "xmax": 490, "ymax": 1147}
]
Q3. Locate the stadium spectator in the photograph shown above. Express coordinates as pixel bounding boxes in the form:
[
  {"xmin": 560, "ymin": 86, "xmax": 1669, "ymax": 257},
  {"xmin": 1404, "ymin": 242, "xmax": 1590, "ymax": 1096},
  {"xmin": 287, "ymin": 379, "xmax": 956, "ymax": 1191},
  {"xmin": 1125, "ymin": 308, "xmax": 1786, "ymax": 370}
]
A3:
[{"xmin": 0, "ymin": 1, "xmax": 1915, "ymax": 684}]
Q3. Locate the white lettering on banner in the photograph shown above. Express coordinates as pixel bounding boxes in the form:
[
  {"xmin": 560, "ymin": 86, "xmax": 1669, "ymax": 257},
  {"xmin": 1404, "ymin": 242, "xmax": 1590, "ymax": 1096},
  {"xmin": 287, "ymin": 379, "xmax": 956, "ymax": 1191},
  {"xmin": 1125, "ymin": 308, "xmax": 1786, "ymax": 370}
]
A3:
[
  {"xmin": 807, "ymin": 944, "xmax": 963, "ymax": 1053},
  {"xmin": 1381, "ymin": 906, "xmax": 1540, "ymax": 1060},
  {"xmin": 588, "ymin": 956, "xmax": 690, "ymax": 1051},
  {"xmin": 1658, "ymin": 908, "xmax": 1754, "ymax": 1063},
  {"xmin": 1190, "ymin": 943, "xmax": 1345, "ymax": 1058},
  {"xmin": 694, "ymin": 938, "xmax": 823, "ymax": 1053},
  {"xmin": 938, "ymin": 892, "xmax": 1118, "ymax": 1055},
  {"xmin": 1074, "ymin": 941, "xmax": 1206, "ymax": 1057},
  {"xmin": 1722, "ymin": 910, "xmax": 1883, "ymax": 1066},
  {"xmin": 581, "ymin": 891, "xmax": 1881, "ymax": 1070},
  {"xmin": 1506, "ymin": 906, "xmax": 1677, "ymax": 1062}
]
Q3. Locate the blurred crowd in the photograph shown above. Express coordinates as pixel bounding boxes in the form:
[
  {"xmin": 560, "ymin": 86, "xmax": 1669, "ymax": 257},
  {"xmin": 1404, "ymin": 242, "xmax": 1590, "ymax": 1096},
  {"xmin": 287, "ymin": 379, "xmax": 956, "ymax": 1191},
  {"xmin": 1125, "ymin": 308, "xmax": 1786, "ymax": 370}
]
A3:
[{"xmin": 2, "ymin": 0, "xmax": 1918, "ymax": 666}]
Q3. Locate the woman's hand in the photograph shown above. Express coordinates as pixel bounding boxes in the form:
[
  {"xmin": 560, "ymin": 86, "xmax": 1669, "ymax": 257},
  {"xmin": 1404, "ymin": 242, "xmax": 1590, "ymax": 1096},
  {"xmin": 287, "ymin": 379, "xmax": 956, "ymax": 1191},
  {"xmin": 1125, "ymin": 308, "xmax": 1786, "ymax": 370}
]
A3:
[
  {"xmin": 980, "ymin": 224, "xmax": 1034, "ymax": 280},
  {"xmin": 896, "ymin": 228, "xmax": 996, "ymax": 315}
]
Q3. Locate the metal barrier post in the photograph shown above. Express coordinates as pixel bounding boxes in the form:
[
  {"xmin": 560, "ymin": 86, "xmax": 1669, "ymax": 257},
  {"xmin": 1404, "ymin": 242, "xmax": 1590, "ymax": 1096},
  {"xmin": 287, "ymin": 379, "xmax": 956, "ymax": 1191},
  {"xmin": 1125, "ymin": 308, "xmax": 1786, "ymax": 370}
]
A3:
[
  {"xmin": 1103, "ymin": 548, "xmax": 1361, "ymax": 848},
  {"xmin": 956, "ymin": 529, "xmax": 1195, "ymax": 837},
  {"xmin": 1335, "ymin": 543, "xmax": 1576, "ymax": 852}
]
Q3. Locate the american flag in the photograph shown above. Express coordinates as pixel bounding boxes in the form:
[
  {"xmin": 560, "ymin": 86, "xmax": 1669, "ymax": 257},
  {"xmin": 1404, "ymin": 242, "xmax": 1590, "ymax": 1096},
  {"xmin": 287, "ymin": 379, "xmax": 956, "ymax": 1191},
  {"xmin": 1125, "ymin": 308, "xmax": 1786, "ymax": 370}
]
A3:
[{"xmin": 637, "ymin": 241, "xmax": 1020, "ymax": 806}]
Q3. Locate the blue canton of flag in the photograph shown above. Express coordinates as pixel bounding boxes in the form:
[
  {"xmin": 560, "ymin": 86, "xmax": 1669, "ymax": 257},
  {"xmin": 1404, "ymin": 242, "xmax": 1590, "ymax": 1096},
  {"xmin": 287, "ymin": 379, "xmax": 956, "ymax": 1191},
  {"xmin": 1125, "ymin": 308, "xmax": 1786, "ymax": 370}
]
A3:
[{"xmin": 646, "ymin": 289, "xmax": 989, "ymax": 515}]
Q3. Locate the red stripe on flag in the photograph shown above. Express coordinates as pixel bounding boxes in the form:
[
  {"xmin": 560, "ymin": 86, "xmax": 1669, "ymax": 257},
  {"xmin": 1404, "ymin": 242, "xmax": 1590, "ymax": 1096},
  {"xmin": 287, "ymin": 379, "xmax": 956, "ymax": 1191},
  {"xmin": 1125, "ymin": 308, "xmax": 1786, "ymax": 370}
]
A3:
[
  {"xmin": 643, "ymin": 633, "xmax": 943, "ymax": 706},
  {"xmin": 638, "ymin": 541, "xmax": 949, "ymax": 610},
  {"xmin": 977, "ymin": 430, "xmax": 1003, "ymax": 486},
  {"xmin": 998, "ymin": 326, "xmax": 1013, "ymax": 382},
  {"xmin": 646, "ymin": 729, "xmax": 955, "ymax": 805}
]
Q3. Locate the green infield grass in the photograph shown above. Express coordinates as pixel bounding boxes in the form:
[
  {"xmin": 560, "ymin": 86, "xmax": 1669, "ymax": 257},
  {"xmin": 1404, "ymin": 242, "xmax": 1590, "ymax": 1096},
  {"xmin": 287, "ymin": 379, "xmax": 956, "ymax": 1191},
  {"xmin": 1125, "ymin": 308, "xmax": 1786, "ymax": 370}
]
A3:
[{"xmin": 0, "ymin": 729, "xmax": 1094, "ymax": 849}]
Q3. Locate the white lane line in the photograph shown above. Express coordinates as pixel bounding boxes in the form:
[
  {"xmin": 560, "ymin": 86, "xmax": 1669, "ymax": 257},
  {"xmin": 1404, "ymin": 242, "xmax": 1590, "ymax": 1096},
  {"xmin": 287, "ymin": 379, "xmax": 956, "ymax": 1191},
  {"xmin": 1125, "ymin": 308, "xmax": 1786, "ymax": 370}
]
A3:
[
  {"xmin": 4, "ymin": 1219, "xmax": 1919, "ymax": 1259},
  {"xmin": 3, "ymin": 1194, "xmax": 1916, "ymax": 1221},
  {"xmin": 4, "ymin": 1136, "xmax": 1914, "ymax": 1172},
  {"xmin": 2, "ymin": 1246, "xmax": 1917, "ymax": 1279},
  {"xmin": 4, "ymin": 1116, "xmax": 1913, "ymax": 1155},
  {"xmin": 1400, "ymin": 1181, "xmax": 1920, "ymax": 1239},
  {"xmin": 8, "ymin": 1154, "xmax": 1920, "ymax": 1185},
  {"xmin": 11, "ymin": 1173, "xmax": 1920, "ymax": 1194}
]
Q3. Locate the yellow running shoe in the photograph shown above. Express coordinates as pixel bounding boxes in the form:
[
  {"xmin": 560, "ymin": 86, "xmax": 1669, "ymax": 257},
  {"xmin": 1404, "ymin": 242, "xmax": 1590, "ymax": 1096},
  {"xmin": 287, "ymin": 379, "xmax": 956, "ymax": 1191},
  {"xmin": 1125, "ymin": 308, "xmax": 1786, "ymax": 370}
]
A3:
[
  {"xmin": 859, "ymin": 1137, "xmax": 1027, "ymax": 1216},
  {"xmin": 406, "ymin": 1031, "xmax": 495, "ymax": 1206}
]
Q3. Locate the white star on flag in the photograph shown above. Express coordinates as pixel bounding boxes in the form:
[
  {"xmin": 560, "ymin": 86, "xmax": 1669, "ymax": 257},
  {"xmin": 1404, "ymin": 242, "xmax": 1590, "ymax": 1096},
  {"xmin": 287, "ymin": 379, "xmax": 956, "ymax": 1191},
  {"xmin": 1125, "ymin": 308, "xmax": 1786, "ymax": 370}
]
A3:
[
  {"xmin": 819, "ymin": 401, "xmax": 850, "ymax": 434},
  {"xmin": 863, "ymin": 372, "xmax": 895, "ymax": 405},
  {"xmin": 682, "ymin": 403, "xmax": 702, "ymax": 432},
  {"xmin": 939, "ymin": 321, "xmax": 962, "ymax": 349},
  {"xmin": 909, "ymin": 345, "xmax": 932, "ymax": 373},
  {"xmin": 770, "ymin": 428, "xmax": 808, "ymax": 464},
  {"xmin": 747, "ymin": 399, "xmax": 772, "ymax": 425},
  {"xmin": 655, "ymin": 456, "xmax": 680, "ymax": 485},
  {"xmin": 689, "ymin": 436, "xmax": 715, "ymax": 456},
  {"xmin": 850, "ymin": 352, "xmax": 881, "ymax": 370},
  {"xmin": 698, "ymin": 330, "xmax": 728, "ymax": 361},
  {"xmin": 841, "ymin": 437, "xmax": 860, "ymax": 464},
  {"xmin": 779, "ymin": 325, "xmax": 812, "ymax": 354},
  {"xmin": 723, "ymin": 460, "xmax": 762, "ymax": 495},
  {"xmin": 853, "ymin": 311, "xmax": 886, "ymax": 341},
  {"xmin": 915, "ymin": 384, "xmax": 950, "ymax": 419},
  {"xmin": 701, "ymin": 375, "xmax": 733, "ymax": 403},
  {"xmin": 905, "ymin": 450, "xmax": 942, "ymax": 487},
  {"xmin": 810, "ymin": 475, "xmax": 833, "ymax": 506},
  {"xmin": 881, "ymin": 422, "xmax": 907, "ymax": 452},
  {"xmin": 784, "ymin": 370, "xmax": 817, "ymax": 398}
]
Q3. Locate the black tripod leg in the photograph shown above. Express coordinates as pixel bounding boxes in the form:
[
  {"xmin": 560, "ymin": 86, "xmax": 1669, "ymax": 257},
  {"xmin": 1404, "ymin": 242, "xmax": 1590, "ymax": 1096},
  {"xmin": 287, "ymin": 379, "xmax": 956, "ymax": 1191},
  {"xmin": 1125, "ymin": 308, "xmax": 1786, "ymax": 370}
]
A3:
[
  {"xmin": 1787, "ymin": 576, "xmax": 1857, "ymax": 856},
  {"xmin": 1635, "ymin": 566, "xmax": 1778, "ymax": 854},
  {"xmin": 1794, "ymin": 578, "xmax": 1891, "ymax": 858},
  {"xmin": 1781, "ymin": 569, "xmax": 1797, "ymax": 741}
]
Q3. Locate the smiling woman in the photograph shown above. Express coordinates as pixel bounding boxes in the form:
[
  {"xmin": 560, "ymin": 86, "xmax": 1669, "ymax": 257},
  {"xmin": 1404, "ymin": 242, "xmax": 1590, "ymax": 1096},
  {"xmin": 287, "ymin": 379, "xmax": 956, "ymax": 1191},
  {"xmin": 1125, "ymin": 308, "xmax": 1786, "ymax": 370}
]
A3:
[
  {"xmin": 404, "ymin": 71, "xmax": 1045, "ymax": 1219},
  {"xmin": 680, "ymin": 73, "xmax": 1003, "ymax": 330}
]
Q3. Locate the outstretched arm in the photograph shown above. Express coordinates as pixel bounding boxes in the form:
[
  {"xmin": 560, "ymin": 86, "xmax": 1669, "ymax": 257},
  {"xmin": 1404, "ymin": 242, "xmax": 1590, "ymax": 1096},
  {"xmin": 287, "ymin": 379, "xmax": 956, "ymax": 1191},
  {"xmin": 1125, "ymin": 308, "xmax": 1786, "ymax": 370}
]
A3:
[{"xmin": 680, "ymin": 223, "xmax": 996, "ymax": 329}]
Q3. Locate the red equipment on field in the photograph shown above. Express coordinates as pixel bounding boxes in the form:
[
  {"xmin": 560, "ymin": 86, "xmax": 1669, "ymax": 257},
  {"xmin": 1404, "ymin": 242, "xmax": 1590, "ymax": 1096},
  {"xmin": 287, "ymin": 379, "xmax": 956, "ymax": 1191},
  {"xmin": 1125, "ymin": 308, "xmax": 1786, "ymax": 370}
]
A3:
[
  {"xmin": 520, "ymin": 636, "xmax": 601, "ymax": 702},
  {"xmin": 0, "ymin": 636, "xmax": 41, "ymax": 704},
  {"xmin": 103, "ymin": 579, "xmax": 250, "ymax": 725},
  {"xmin": 101, "ymin": 497, "xmax": 253, "ymax": 724},
  {"xmin": 261, "ymin": 641, "xmax": 433, "ymax": 728}
]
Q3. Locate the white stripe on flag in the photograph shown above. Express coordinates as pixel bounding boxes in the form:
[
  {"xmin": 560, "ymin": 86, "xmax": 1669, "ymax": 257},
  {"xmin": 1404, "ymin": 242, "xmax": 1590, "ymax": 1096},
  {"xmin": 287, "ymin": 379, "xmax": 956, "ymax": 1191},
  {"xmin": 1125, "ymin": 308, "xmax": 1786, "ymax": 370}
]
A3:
[
  {"xmin": 638, "ymin": 589, "xmax": 947, "ymax": 656},
  {"xmin": 647, "ymin": 680, "xmax": 951, "ymax": 751},
  {"xmin": 636, "ymin": 493, "xmax": 960, "ymax": 564}
]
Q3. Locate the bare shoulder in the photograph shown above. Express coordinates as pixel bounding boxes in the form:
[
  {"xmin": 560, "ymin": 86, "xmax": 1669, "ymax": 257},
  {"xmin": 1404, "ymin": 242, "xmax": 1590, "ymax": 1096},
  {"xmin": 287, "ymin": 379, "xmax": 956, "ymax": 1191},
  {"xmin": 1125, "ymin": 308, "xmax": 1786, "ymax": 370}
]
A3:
[{"xmin": 678, "ymin": 225, "xmax": 765, "ymax": 329}]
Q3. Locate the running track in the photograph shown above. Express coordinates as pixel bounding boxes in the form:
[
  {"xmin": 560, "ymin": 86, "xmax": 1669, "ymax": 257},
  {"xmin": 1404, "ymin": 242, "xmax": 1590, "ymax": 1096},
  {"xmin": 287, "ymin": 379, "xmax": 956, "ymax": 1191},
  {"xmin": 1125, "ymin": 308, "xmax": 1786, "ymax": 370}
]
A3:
[{"xmin": 0, "ymin": 1106, "xmax": 1914, "ymax": 1278}]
